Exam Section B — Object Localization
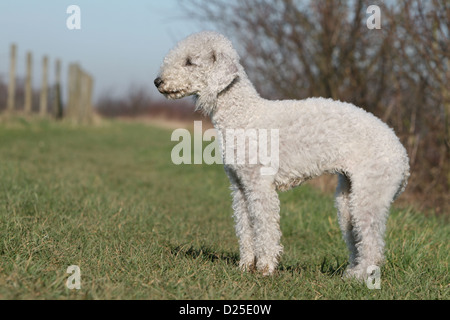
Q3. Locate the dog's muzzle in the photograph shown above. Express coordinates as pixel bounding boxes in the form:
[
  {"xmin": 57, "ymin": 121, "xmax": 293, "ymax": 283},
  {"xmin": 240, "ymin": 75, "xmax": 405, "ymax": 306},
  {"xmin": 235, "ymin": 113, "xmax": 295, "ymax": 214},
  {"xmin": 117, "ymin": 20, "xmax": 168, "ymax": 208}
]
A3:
[{"xmin": 154, "ymin": 77, "xmax": 164, "ymax": 89}]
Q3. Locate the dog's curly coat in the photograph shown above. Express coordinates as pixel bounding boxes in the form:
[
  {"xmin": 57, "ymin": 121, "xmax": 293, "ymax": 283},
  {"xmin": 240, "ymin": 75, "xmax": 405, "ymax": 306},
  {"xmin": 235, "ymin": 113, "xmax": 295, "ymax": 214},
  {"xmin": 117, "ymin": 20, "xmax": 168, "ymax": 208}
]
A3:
[{"xmin": 155, "ymin": 31, "xmax": 410, "ymax": 280}]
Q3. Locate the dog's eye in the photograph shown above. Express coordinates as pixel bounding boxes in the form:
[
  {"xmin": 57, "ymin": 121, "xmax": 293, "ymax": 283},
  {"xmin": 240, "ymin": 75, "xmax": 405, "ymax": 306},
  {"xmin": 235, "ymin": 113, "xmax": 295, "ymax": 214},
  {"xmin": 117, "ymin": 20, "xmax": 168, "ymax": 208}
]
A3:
[{"xmin": 185, "ymin": 58, "xmax": 195, "ymax": 67}]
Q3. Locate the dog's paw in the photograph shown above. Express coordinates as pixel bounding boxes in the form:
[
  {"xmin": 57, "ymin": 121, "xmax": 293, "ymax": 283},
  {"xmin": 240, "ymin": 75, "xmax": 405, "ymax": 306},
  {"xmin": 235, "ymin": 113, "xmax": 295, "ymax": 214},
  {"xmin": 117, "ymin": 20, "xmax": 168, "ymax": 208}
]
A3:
[
  {"xmin": 239, "ymin": 258, "xmax": 256, "ymax": 273},
  {"xmin": 342, "ymin": 267, "xmax": 365, "ymax": 281},
  {"xmin": 343, "ymin": 264, "xmax": 380, "ymax": 282},
  {"xmin": 256, "ymin": 259, "xmax": 277, "ymax": 276}
]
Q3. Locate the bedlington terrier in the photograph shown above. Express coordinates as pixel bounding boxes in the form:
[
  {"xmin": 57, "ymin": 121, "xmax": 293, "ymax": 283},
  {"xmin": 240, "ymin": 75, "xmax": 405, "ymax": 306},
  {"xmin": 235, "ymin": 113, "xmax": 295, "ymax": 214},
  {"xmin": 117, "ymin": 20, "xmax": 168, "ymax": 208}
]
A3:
[{"xmin": 154, "ymin": 31, "xmax": 410, "ymax": 280}]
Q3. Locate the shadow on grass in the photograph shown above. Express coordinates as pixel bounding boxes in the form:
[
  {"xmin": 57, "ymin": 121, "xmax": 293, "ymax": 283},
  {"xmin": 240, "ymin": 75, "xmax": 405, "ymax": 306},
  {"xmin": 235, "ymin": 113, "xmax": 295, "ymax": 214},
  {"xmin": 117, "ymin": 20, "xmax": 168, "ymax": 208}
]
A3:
[
  {"xmin": 277, "ymin": 256, "xmax": 346, "ymax": 278},
  {"xmin": 168, "ymin": 243, "xmax": 347, "ymax": 279},
  {"xmin": 168, "ymin": 243, "xmax": 240, "ymax": 267},
  {"xmin": 319, "ymin": 255, "xmax": 347, "ymax": 277}
]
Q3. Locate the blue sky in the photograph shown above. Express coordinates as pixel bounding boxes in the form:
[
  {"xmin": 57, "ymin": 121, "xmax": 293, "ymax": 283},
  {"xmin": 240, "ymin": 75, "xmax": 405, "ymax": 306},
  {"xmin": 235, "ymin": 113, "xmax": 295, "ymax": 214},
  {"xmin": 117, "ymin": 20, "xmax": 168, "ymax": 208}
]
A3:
[{"xmin": 0, "ymin": 0, "xmax": 215, "ymax": 102}]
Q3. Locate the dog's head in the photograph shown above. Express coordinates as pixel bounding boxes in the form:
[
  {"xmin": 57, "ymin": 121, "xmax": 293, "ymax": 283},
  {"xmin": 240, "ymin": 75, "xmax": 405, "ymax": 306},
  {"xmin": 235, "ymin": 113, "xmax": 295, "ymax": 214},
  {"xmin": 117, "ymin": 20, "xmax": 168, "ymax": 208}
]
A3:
[{"xmin": 154, "ymin": 31, "xmax": 240, "ymax": 115}]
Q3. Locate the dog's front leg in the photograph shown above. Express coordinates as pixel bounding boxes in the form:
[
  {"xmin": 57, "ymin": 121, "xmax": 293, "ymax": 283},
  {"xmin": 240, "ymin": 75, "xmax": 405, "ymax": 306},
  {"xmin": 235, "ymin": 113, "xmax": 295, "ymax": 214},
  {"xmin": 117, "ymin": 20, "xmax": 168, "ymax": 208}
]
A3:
[
  {"xmin": 231, "ymin": 184, "xmax": 256, "ymax": 272},
  {"xmin": 244, "ymin": 181, "xmax": 283, "ymax": 276}
]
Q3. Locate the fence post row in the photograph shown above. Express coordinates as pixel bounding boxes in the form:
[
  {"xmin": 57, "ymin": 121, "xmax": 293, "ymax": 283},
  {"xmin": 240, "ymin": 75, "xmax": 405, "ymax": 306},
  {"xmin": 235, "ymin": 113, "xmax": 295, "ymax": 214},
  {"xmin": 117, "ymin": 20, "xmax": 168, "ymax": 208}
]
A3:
[{"xmin": 4, "ymin": 43, "xmax": 93, "ymax": 123}]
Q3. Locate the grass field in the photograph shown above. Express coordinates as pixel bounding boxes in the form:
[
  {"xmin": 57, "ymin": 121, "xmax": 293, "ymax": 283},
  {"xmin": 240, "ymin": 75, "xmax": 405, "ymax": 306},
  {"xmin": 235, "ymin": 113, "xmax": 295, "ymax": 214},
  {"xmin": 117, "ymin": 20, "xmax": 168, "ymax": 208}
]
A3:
[{"xmin": 0, "ymin": 118, "xmax": 448, "ymax": 300}]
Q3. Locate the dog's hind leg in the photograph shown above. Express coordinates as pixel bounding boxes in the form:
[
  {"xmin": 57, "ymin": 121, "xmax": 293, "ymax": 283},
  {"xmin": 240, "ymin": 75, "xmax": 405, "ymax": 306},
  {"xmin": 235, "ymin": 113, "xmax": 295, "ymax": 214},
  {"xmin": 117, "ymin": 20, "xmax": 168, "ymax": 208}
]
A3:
[
  {"xmin": 344, "ymin": 171, "xmax": 400, "ymax": 280},
  {"xmin": 335, "ymin": 173, "xmax": 358, "ymax": 269}
]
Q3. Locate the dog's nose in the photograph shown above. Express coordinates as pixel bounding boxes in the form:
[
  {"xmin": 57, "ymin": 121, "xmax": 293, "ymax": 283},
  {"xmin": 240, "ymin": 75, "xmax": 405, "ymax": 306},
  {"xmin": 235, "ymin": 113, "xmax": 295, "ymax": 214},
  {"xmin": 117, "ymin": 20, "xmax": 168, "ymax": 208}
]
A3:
[{"xmin": 154, "ymin": 77, "xmax": 164, "ymax": 88}]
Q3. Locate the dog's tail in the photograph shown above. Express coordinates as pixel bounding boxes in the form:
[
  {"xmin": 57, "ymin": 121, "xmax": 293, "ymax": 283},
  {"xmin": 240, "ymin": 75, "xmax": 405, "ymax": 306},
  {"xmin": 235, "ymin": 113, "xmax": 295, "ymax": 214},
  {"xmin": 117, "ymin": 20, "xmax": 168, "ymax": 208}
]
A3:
[{"xmin": 393, "ymin": 163, "xmax": 410, "ymax": 201}]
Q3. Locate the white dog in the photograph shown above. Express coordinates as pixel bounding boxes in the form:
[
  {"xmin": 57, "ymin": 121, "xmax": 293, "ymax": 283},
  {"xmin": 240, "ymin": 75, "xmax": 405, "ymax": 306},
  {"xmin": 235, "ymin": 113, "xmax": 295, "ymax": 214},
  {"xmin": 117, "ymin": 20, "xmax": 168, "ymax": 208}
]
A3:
[{"xmin": 155, "ymin": 31, "xmax": 410, "ymax": 280}]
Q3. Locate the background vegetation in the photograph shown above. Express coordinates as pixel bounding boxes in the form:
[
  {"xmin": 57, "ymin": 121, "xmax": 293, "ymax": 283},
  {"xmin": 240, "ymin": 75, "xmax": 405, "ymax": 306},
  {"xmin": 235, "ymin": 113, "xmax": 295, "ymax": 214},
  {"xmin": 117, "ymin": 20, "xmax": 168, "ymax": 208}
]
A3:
[
  {"xmin": 181, "ymin": 0, "xmax": 449, "ymax": 214},
  {"xmin": 1, "ymin": 0, "xmax": 448, "ymax": 213}
]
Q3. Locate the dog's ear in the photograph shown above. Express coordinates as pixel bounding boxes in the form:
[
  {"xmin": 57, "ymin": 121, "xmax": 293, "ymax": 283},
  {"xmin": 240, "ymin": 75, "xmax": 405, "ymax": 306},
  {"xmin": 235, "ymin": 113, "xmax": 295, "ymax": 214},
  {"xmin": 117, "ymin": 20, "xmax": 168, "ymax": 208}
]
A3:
[
  {"xmin": 196, "ymin": 51, "xmax": 239, "ymax": 115},
  {"xmin": 210, "ymin": 50, "xmax": 239, "ymax": 93}
]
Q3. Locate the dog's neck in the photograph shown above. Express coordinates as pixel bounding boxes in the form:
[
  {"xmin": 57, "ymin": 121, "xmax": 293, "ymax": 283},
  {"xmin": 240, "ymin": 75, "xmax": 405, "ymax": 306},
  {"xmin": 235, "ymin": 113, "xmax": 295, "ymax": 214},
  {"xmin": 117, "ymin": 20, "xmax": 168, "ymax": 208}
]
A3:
[{"xmin": 211, "ymin": 70, "xmax": 263, "ymax": 130}]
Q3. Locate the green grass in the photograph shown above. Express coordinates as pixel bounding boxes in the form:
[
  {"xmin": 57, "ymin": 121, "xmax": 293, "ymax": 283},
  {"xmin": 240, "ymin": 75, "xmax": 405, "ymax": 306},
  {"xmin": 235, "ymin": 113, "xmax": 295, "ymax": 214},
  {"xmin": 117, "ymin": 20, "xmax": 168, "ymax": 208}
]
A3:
[{"xmin": 0, "ymin": 118, "xmax": 448, "ymax": 299}]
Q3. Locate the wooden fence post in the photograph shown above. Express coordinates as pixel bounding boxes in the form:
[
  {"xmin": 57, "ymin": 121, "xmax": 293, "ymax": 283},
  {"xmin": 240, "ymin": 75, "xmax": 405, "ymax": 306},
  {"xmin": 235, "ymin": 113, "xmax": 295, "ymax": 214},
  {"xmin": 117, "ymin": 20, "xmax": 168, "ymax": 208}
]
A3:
[
  {"xmin": 78, "ymin": 70, "xmax": 86, "ymax": 123},
  {"xmin": 66, "ymin": 63, "xmax": 93, "ymax": 123},
  {"xmin": 24, "ymin": 51, "xmax": 32, "ymax": 114},
  {"xmin": 85, "ymin": 73, "xmax": 94, "ymax": 122},
  {"xmin": 66, "ymin": 63, "xmax": 75, "ymax": 119},
  {"xmin": 7, "ymin": 43, "xmax": 17, "ymax": 112},
  {"xmin": 39, "ymin": 56, "xmax": 48, "ymax": 116},
  {"xmin": 53, "ymin": 59, "xmax": 63, "ymax": 119},
  {"xmin": 68, "ymin": 63, "xmax": 81, "ymax": 122},
  {"xmin": 81, "ymin": 71, "xmax": 94, "ymax": 123},
  {"xmin": 79, "ymin": 71, "xmax": 93, "ymax": 123}
]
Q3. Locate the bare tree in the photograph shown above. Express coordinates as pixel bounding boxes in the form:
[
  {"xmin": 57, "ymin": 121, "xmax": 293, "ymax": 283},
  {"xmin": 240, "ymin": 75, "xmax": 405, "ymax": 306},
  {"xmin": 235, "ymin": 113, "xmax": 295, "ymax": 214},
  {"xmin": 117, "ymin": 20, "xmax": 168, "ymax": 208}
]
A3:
[
  {"xmin": 183, "ymin": 0, "xmax": 449, "ymax": 213},
  {"xmin": 184, "ymin": 1, "xmax": 397, "ymax": 110},
  {"xmin": 385, "ymin": 0, "xmax": 449, "ymax": 210}
]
